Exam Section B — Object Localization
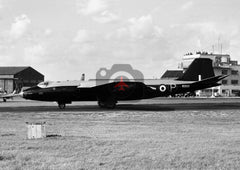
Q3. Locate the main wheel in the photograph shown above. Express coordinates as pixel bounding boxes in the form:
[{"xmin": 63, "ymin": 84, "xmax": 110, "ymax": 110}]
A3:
[
  {"xmin": 106, "ymin": 102, "xmax": 116, "ymax": 109},
  {"xmin": 98, "ymin": 101, "xmax": 105, "ymax": 108},
  {"xmin": 58, "ymin": 103, "xmax": 66, "ymax": 109}
]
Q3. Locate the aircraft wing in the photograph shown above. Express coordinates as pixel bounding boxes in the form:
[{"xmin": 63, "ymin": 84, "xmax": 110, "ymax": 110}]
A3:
[{"xmin": 92, "ymin": 81, "xmax": 149, "ymax": 101}]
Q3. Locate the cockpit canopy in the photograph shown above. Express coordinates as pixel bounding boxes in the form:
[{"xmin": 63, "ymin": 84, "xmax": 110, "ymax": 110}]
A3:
[{"xmin": 37, "ymin": 81, "xmax": 53, "ymax": 88}]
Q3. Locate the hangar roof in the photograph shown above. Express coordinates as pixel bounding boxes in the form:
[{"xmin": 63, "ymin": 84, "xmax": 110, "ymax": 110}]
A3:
[{"xmin": 0, "ymin": 67, "xmax": 29, "ymax": 75}]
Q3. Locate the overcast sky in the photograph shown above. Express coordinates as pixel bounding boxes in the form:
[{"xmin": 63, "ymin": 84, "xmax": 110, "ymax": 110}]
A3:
[{"xmin": 0, "ymin": 0, "xmax": 240, "ymax": 80}]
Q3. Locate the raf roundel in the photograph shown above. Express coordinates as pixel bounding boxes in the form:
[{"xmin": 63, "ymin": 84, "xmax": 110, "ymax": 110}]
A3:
[{"xmin": 159, "ymin": 85, "xmax": 167, "ymax": 92}]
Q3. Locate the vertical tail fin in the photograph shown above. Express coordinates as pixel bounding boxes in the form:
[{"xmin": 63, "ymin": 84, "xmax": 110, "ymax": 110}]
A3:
[{"xmin": 178, "ymin": 58, "xmax": 215, "ymax": 81}]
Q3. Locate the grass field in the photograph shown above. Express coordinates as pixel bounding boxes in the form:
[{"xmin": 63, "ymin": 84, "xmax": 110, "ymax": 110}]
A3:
[{"xmin": 1, "ymin": 98, "xmax": 240, "ymax": 169}]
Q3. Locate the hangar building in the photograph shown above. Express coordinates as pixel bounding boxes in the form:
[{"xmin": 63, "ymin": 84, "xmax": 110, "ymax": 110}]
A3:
[{"xmin": 0, "ymin": 67, "xmax": 44, "ymax": 93}]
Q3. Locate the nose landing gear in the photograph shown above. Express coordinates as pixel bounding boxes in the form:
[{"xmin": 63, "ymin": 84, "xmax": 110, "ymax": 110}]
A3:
[{"xmin": 57, "ymin": 101, "xmax": 72, "ymax": 109}]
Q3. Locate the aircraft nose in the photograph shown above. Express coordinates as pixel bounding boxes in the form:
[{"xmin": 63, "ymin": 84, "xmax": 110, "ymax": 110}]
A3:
[
  {"xmin": 22, "ymin": 91, "xmax": 33, "ymax": 99},
  {"xmin": 22, "ymin": 86, "xmax": 40, "ymax": 99},
  {"xmin": 19, "ymin": 91, "xmax": 24, "ymax": 97}
]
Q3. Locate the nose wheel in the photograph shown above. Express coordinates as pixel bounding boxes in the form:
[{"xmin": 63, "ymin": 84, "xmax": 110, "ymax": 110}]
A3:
[{"xmin": 58, "ymin": 103, "xmax": 66, "ymax": 109}]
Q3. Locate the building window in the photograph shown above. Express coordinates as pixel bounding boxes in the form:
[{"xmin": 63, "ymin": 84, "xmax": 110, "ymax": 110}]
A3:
[
  {"xmin": 230, "ymin": 61, "xmax": 238, "ymax": 65},
  {"xmin": 222, "ymin": 80, "xmax": 227, "ymax": 85},
  {"xmin": 232, "ymin": 90, "xmax": 240, "ymax": 96},
  {"xmin": 231, "ymin": 80, "xmax": 238, "ymax": 85},
  {"xmin": 231, "ymin": 70, "xmax": 238, "ymax": 75},
  {"xmin": 222, "ymin": 70, "xmax": 228, "ymax": 75}
]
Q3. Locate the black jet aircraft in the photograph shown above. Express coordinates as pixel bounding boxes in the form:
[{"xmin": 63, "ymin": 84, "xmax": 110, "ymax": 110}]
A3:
[{"xmin": 21, "ymin": 58, "xmax": 227, "ymax": 109}]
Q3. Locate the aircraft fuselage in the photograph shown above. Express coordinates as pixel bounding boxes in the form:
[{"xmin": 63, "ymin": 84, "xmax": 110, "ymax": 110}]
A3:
[{"xmin": 22, "ymin": 79, "xmax": 220, "ymax": 107}]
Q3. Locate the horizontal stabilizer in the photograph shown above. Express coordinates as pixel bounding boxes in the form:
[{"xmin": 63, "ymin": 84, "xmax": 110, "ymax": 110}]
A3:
[{"xmin": 192, "ymin": 75, "xmax": 228, "ymax": 86}]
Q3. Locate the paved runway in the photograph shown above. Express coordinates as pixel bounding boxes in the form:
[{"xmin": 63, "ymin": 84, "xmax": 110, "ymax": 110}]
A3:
[{"xmin": 1, "ymin": 97, "xmax": 240, "ymax": 112}]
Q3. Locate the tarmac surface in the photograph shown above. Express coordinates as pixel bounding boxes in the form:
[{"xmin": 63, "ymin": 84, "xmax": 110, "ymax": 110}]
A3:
[{"xmin": 1, "ymin": 97, "xmax": 240, "ymax": 112}]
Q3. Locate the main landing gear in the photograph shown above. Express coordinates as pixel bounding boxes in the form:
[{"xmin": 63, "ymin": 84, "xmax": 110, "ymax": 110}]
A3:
[
  {"xmin": 98, "ymin": 101, "xmax": 117, "ymax": 109},
  {"xmin": 58, "ymin": 102, "xmax": 66, "ymax": 109}
]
